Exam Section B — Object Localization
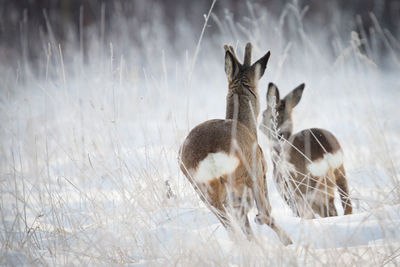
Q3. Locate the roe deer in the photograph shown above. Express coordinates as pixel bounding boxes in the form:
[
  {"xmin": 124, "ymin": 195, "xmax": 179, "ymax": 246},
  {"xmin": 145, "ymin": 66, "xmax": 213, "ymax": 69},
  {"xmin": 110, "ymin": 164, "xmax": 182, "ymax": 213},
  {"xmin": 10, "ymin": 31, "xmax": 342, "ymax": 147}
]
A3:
[
  {"xmin": 260, "ymin": 83, "xmax": 352, "ymax": 218},
  {"xmin": 179, "ymin": 43, "xmax": 292, "ymax": 245}
]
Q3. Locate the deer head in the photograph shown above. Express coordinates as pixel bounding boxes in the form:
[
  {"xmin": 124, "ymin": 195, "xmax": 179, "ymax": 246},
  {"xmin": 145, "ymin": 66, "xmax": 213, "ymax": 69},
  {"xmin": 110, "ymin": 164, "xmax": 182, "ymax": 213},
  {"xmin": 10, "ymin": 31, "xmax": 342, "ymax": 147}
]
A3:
[
  {"xmin": 260, "ymin": 82, "xmax": 305, "ymax": 140},
  {"xmin": 225, "ymin": 43, "xmax": 271, "ymax": 136}
]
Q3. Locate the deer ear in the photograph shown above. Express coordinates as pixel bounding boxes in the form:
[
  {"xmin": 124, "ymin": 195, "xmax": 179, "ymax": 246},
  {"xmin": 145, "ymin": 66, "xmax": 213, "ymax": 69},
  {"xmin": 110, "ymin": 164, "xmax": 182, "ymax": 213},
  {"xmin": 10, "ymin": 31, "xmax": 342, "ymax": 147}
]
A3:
[
  {"xmin": 284, "ymin": 83, "xmax": 305, "ymax": 109},
  {"xmin": 267, "ymin": 82, "xmax": 280, "ymax": 106},
  {"xmin": 225, "ymin": 50, "xmax": 239, "ymax": 82},
  {"xmin": 252, "ymin": 51, "xmax": 270, "ymax": 80}
]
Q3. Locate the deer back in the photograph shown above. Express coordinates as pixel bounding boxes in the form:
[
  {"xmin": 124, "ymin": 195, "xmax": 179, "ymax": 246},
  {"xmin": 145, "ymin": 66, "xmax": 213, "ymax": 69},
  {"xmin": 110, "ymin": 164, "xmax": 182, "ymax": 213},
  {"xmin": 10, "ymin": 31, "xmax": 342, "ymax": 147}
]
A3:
[{"xmin": 179, "ymin": 119, "xmax": 265, "ymax": 190}]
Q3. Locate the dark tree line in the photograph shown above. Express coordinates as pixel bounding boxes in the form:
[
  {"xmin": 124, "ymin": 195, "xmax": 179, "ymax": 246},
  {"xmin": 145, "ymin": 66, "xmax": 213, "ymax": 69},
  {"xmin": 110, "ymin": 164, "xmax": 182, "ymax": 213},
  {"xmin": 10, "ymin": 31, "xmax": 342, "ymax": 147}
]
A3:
[{"xmin": 0, "ymin": 0, "xmax": 399, "ymax": 62}]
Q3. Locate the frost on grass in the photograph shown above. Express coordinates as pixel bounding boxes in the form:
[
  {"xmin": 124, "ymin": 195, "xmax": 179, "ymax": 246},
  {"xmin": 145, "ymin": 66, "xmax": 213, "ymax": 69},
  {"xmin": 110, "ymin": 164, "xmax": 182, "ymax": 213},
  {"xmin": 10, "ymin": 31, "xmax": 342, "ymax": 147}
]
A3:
[{"xmin": 1, "ymin": 2, "xmax": 400, "ymax": 266}]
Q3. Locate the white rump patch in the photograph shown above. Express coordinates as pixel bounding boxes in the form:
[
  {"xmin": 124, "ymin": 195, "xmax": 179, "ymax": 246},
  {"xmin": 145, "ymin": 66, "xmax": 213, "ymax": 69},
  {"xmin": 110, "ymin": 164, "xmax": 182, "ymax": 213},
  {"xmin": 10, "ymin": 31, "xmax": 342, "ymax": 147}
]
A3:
[
  {"xmin": 307, "ymin": 150, "xmax": 343, "ymax": 177},
  {"xmin": 192, "ymin": 152, "xmax": 240, "ymax": 183}
]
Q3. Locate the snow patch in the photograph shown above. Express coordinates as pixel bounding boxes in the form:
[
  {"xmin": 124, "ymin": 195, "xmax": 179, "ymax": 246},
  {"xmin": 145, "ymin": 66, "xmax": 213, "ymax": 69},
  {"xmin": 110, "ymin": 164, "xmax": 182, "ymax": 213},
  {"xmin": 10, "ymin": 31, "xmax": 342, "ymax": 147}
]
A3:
[
  {"xmin": 193, "ymin": 152, "xmax": 240, "ymax": 183},
  {"xmin": 307, "ymin": 150, "xmax": 343, "ymax": 177}
]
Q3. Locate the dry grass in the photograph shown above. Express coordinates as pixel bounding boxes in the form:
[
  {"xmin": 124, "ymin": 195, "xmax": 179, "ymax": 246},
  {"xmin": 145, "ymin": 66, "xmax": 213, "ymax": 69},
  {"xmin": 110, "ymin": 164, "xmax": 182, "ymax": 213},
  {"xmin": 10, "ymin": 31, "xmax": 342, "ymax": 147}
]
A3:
[{"xmin": 0, "ymin": 2, "xmax": 399, "ymax": 266}]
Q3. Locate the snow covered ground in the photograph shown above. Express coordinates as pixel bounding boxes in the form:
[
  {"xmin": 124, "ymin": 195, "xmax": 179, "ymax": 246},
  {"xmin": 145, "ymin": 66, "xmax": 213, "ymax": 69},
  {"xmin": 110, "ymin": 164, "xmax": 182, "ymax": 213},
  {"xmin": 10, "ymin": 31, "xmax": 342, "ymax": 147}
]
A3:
[{"xmin": 1, "ymin": 2, "xmax": 399, "ymax": 266}]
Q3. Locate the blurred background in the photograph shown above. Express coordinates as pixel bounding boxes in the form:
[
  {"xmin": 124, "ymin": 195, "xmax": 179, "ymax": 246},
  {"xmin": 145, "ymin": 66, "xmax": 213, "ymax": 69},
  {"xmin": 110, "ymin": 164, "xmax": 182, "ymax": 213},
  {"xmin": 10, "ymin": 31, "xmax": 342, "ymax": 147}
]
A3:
[
  {"xmin": 1, "ymin": 0, "xmax": 399, "ymax": 69},
  {"xmin": 1, "ymin": 1, "xmax": 400, "ymax": 265}
]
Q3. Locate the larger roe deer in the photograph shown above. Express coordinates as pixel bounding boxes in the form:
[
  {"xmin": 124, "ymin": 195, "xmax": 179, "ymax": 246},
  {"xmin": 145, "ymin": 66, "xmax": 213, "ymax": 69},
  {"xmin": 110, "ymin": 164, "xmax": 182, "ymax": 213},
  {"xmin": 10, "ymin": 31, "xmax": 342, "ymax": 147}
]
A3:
[
  {"xmin": 260, "ymin": 83, "xmax": 352, "ymax": 218},
  {"xmin": 179, "ymin": 43, "xmax": 292, "ymax": 245}
]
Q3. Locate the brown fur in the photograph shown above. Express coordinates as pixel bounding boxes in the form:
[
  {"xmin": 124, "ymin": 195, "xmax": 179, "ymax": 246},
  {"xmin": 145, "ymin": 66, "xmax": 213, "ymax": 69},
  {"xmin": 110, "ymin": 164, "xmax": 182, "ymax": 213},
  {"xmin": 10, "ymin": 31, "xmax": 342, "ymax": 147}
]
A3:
[
  {"xmin": 260, "ymin": 83, "xmax": 352, "ymax": 218},
  {"xmin": 179, "ymin": 44, "xmax": 292, "ymax": 245}
]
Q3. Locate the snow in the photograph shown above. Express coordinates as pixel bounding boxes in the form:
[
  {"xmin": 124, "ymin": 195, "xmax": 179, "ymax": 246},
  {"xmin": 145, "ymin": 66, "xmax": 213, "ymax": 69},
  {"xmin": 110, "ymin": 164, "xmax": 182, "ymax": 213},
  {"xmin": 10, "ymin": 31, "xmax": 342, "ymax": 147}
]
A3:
[{"xmin": 1, "ymin": 2, "xmax": 400, "ymax": 266}]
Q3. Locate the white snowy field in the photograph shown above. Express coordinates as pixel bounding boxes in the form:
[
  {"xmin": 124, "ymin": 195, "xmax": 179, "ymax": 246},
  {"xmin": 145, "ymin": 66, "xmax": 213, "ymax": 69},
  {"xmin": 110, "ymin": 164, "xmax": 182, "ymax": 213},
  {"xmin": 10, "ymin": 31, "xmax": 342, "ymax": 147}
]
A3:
[{"xmin": 1, "ymin": 2, "xmax": 400, "ymax": 266}]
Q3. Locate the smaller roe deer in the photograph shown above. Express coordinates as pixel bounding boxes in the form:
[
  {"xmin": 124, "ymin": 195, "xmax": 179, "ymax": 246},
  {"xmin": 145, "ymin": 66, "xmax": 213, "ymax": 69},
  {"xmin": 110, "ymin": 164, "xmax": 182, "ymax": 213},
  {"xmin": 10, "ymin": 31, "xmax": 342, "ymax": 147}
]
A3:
[
  {"xmin": 179, "ymin": 43, "xmax": 292, "ymax": 245},
  {"xmin": 260, "ymin": 83, "xmax": 352, "ymax": 218}
]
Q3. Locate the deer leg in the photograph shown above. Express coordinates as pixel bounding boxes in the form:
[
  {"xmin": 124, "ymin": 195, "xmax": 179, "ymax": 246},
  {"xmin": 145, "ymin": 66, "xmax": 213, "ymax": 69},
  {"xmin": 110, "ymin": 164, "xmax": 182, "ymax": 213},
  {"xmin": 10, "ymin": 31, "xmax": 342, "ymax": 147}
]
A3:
[
  {"xmin": 253, "ymin": 174, "xmax": 271, "ymax": 220},
  {"xmin": 204, "ymin": 181, "xmax": 252, "ymax": 238},
  {"xmin": 253, "ymin": 174, "xmax": 293, "ymax": 245},
  {"xmin": 335, "ymin": 165, "xmax": 352, "ymax": 215},
  {"xmin": 209, "ymin": 199, "xmax": 231, "ymax": 229},
  {"xmin": 310, "ymin": 196, "xmax": 337, "ymax": 217},
  {"xmin": 255, "ymin": 213, "xmax": 293, "ymax": 245},
  {"xmin": 325, "ymin": 175, "xmax": 338, "ymax": 217},
  {"xmin": 197, "ymin": 179, "xmax": 231, "ymax": 230},
  {"xmin": 328, "ymin": 197, "xmax": 338, "ymax": 216},
  {"xmin": 240, "ymin": 208, "xmax": 253, "ymax": 240},
  {"xmin": 311, "ymin": 201, "xmax": 326, "ymax": 217},
  {"xmin": 226, "ymin": 190, "xmax": 254, "ymax": 239},
  {"xmin": 310, "ymin": 185, "xmax": 329, "ymax": 218},
  {"xmin": 311, "ymin": 174, "xmax": 337, "ymax": 218},
  {"xmin": 296, "ymin": 197, "xmax": 316, "ymax": 219}
]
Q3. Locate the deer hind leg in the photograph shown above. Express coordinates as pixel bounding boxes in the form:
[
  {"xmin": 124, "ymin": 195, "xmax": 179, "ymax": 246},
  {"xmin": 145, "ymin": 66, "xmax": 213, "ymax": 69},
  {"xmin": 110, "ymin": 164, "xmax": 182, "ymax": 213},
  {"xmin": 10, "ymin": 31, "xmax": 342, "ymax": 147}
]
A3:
[
  {"xmin": 328, "ymin": 198, "xmax": 338, "ymax": 216},
  {"xmin": 335, "ymin": 165, "xmax": 352, "ymax": 215},
  {"xmin": 311, "ymin": 173, "xmax": 338, "ymax": 217},
  {"xmin": 230, "ymin": 192, "xmax": 254, "ymax": 239},
  {"xmin": 233, "ymin": 199, "xmax": 253, "ymax": 239},
  {"xmin": 311, "ymin": 201, "xmax": 324, "ymax": 217},
  {"xmin": 326, "ymin": 172, "xmax": 338, "ymax": 217},
  {"xmin": 254, "ymin": 212, "xmax": 293, "ymax": 245},
  {"xmin": 198, "ymin": 179, "xmax": 231, "ymax": 230},
  {"xmin": 209, "ymin": 200, "xmax": 230, "ymax": 230},
  {"xmin": 202, "ymin": 178, "xmax": 252, "ymax": 239},
  {"xmin": 242, "ymin": 212, "xmax": 253, "ymax": 238},
  {"xmin": 311, "ymin": 197, "xmax": 337, "ymax": 217},
  {"xmin": 253, "ymin": 174, "xmax": 293, "ymax": 245},
  {"xmin": 295, "ymin": 195, "xmax": 316, "ymax": 219}
]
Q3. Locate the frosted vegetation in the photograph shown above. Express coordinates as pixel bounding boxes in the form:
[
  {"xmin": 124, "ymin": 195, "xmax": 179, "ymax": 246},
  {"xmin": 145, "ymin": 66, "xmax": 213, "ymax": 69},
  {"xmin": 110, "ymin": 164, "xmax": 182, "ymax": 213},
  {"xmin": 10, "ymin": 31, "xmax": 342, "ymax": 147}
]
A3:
[{"xmin": 1, "ymin": 1, "xmax": 399, "ymax": 265}]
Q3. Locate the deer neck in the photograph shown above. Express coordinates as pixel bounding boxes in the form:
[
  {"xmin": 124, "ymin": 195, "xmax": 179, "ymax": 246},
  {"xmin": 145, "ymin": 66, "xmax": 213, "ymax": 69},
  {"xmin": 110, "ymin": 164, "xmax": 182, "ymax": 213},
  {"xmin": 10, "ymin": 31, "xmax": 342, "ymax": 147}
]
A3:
[
  {"xmin": 270, "ymin": 129, "xmax": 292, "ymax": 165},
  {"xmin": 225, "ymin": 86, "xmax": 259, "ymax": 138}
]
